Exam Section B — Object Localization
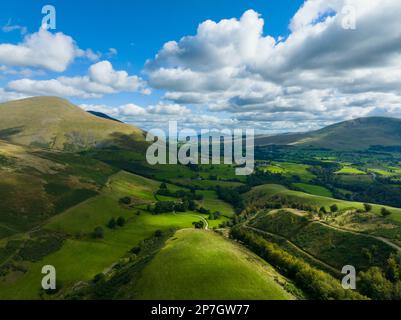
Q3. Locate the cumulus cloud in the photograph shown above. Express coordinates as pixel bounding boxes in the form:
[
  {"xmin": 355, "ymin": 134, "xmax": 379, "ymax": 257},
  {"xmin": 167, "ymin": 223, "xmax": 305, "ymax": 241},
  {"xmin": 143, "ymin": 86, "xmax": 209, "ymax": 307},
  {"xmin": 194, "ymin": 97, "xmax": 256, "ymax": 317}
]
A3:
[
  {"xmin": 145, "ymin": 1, "xmax": 401, "ymax": 132},
  {"xmin": 0, "ymin": 88, "xmax": 27, "ymax": 102},
  {"xmin": 78, "ymin": 101, "xmax": 231, "ymax": 131},
  {"xmin": 147, "ymin": 103, "xmax": 190, "ymax": 115},
  {"xmin": 0, "ymin": 28, "xmax": 96, "ymax": 72},
  {"xmin": 7, "ymin": 60, "xmax": 147, "ymax": 98}
]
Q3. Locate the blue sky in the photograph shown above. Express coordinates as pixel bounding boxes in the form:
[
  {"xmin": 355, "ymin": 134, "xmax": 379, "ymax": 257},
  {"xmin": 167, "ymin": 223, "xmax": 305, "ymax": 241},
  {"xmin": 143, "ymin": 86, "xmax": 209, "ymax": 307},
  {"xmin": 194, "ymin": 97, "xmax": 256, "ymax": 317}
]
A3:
[
  {"xmin": 1, "ymin": 1, "xmax": 401, "ymax": 133},
  {"xmin": 0, "ymin": 0, "xmax": 303, "ymax": 106},
  {"xmin": 1, "ymin": 0, "xmax": 303, "ymax": 66}
]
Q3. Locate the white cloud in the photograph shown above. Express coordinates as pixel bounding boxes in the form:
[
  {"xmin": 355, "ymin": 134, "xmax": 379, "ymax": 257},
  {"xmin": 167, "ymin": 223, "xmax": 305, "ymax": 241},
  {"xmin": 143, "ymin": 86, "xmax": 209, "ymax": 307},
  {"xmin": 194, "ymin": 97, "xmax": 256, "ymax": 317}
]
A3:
[
  {"xmin": 148, "ymin": 103, "xmax": 190, "ymax": 115},
  {"xmin": 107, "ymin": 48, "xmax": 118, "ymax": 57},
  {"xmin": 7, "ymin": 60, "xmax": 147, "ymax": 98},
  {"xmin": 145, "ymin": 1, "xmax": 401, "ymax": 132},
  {"xmin": 2, "ymin": 19, "xmax": 27, "ymax": 35},
  {"xmin": 78, "ymin": 102, "xmax": 220, "ymax": 131},
  {"xmin": 0, "ymin": 88, "xmax": 27, "ymax": 102},
  {"xmin": 0, "ymin": 28, "xmax": 96, "ymax": 72},
  {"xmin": 88, "ymin": 61, "xmax": 141, "ymax": 91}
]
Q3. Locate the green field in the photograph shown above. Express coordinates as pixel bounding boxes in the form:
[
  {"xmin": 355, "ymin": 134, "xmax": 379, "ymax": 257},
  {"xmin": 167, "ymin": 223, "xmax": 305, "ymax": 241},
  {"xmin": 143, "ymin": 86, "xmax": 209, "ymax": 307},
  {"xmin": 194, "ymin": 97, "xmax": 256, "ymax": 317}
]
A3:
[
  {"xmin": 197, "ymin": 164, "xmax": 247, "ymax": 182},
  {"xmin": 172, "ymin": 178, "xmax": 243, "ymax": 189},
  {"xmin": 335, "ymin": 166, "xmax": 366, "ymax": 175},
  {"xmin": 260, "ymin": 162, "xmax": 315, "ymax": 181},
  {"xmin": 132, "ymin": 229, "xmax": 297, "ymax": 300},
  {"xmin": 293, "ymin": 183, "xmax": 333, "ymax": 197},
  {"xmin": 197, "ymin": 190, "xmax": 234, "ymax": 217}
]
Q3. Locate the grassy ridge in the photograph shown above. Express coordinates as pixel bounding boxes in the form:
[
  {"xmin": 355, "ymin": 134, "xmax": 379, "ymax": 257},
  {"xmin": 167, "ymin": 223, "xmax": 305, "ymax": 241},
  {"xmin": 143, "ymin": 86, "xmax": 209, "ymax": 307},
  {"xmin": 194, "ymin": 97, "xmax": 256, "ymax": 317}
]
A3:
[
  {"xmin": 0, "ymin": 97, "xmax": 144, "ymax": 150},
  {"xmin": 250, "ymin": 209, "xmax": 396, "ymax": 271},
  {"xmin": 245, "ymin": 184, "xmax": 401, "ymax": 222}
]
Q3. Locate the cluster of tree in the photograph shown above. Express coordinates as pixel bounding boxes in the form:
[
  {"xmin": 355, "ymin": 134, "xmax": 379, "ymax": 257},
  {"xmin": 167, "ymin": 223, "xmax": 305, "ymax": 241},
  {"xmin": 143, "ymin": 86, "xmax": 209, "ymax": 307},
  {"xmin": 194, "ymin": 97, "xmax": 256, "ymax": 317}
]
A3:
[
  {"xmin": 107, "ymin": 216, "xmax": 126, "ymax": 229},
  {"xmin": 152, "ymin": 201, "xmax": 175, "ymax": 214},
  {"xmin": 208, "ymin": 211, "xmax": 221, "ymax": 220},
  {"xmin": 197, "ymin": 206, "xmax": 210, "ymax": 215},
  {"xmin": 358, "ymin": 253, "xmax": 401, "ymax": 300},
  {"xmin": 192, "ymin": 220, "xmax": 205, "ymax": 229},
  {"xmin": 230, "ymin": 226, "xmax": 366, "ymax": 300},
  {"xmin": 150, "ymin": 199, "xmax": 198, "ymax": 214},
  {"xmin": 246, "ymin": 170, "xmax": 293, "ymax": 187},
  {"xmin": 216, "ymin": 186, "xmax": 245, "ymax": 212},
  {"xmin": 156, "ymin": 183, "xmax": 203, "ymax": 201}
]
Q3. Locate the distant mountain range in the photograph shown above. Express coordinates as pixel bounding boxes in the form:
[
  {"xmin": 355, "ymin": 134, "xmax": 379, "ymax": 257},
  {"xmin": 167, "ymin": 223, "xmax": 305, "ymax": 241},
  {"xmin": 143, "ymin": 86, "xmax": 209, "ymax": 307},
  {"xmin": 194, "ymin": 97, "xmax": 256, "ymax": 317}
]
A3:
[
  {"xmin": 255, "ymin": 117, "xmax": 401, "ymax": 150},
  {"xmin": 1, "ymin": 97, "xmax": 401, "ymax": 151},
  {"xmin": 0, "ymin": 96, "xmax": 144, "ymax": 151}
]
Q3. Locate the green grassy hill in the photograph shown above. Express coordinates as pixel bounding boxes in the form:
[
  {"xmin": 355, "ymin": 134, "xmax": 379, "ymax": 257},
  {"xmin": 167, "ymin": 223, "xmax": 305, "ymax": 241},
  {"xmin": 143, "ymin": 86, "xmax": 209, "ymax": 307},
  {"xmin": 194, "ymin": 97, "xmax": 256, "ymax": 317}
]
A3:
[
  {"xmin": 0, "ymin": 96, "xmax": 144, "ymax": 151},
  {"xmin": 126, "ymin": 229, "xmax": 297, "ymax": 300},
  {"xmin": 255, "ymin": 117, "xmax": 401, "ymax": 150}
]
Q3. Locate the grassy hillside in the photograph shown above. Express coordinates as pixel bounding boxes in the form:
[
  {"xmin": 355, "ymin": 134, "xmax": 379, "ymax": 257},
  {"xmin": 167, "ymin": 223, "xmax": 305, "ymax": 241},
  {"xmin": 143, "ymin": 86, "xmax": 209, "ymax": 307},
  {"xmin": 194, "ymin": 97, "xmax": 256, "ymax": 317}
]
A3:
[
  {"xmin": 0, "ymin": 169, "xmax": 238, "ymax": 299},
  {"xmin": 0, "ymin": 97, "xmax": 144, "ymax": 151},
  {"xmin": 249, "ymin": 209, "xmax": 310, "ymax": 238},
  {"xmin": 129, "ymin": 229, "xmax": 297, "ymax": 300},
  {"xmin": 245, "ymin": 184, "xmax": 401, "ymax": 222},
  {"xmin": 250, "ymin": 209, "xmax": 396, "ymax": 271},
  {"xmin": 0, "ymin": 140, "xmax": 117, "ymax": 237},
  {"xmin": 256, "ymin": 117, "xmax": 401, "ymax": 150}
]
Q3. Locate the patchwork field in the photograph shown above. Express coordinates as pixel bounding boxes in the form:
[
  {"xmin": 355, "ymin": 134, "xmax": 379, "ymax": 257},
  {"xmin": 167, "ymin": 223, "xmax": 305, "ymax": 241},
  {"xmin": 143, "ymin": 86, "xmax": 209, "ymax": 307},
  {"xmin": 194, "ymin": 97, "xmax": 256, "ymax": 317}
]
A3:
[
  {"xmin": 335, "ymin": 166, "xmax": 366, "ymax": 175},
  {"xmin": 293, "ymin": 183, "xmax": 333, "ymax": 197},
  {"xmin": 0, "ymin": 170, "xmax": 236, "ymax": 299},
  {"xmin": 260, "ymin": 162, "xmax": 315, "ymax": 181}
]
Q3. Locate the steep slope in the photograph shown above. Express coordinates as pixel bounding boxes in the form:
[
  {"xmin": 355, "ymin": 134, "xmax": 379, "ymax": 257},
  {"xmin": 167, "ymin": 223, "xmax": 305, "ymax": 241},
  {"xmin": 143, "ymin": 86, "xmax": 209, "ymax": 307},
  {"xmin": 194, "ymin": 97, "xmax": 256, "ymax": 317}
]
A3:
[
  {"xmin": 256, "ymin": 117, "xmax": 401, "ymax": 150},
  {"xmin": 0, "ymin": 96, "xmax": 144, "ymax": 151},
  {"xmin": 0, "ymin": 139, "xmax": 116, "ymax": 237}
]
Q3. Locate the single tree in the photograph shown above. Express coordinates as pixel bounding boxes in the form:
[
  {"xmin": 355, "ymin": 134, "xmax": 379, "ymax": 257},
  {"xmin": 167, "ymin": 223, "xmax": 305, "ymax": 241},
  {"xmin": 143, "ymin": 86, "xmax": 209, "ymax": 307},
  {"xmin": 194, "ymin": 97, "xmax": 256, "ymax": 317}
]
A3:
[
  {"xmin": 154, "ymin": 230, "xmax": 163, "ymax": 237},
  {"xmin": 93, "ymin": 226, "xmax": 104, "ymax": 239},
  {"xmin": 330, "ymin": 204, "xmax": 338, "ymax": 213},
  {"xmin": 107, "ymin": 217, "xmax": 116, "ymax": 229},
  {"xmin": 363, "ymin": 203, "xmax": 372, "ymax": 212},
  {"xmin": 381, "ymin": 207, "xmax": 392, "ymax": 217},
  {"xmin": 116, "ymin": 216, "xmax": 126, "ymax": 227}
]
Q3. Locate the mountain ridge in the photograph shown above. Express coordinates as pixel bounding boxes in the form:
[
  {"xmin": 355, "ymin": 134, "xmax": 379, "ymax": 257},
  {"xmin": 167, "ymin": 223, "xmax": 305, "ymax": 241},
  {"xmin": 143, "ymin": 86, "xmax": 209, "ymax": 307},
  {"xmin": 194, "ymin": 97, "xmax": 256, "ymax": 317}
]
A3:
[
  {"xmin": 255, "ymin": 117, "xmax": 401, "ymax": 150},
  {"xmin": 0, "ymin": 96, "xmax": 144, "ymax": 151}
]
